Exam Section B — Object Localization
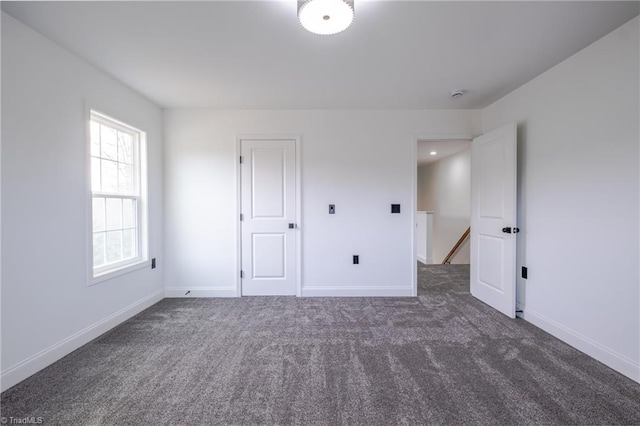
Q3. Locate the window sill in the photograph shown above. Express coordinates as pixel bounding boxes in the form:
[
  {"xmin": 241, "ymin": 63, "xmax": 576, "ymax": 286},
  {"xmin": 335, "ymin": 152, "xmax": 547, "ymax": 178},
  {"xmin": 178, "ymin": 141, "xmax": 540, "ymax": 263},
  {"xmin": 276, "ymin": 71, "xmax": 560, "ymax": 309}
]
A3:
[{"xmin": 89, "ymin": 259, "xmax": 151, "ymax": 286}]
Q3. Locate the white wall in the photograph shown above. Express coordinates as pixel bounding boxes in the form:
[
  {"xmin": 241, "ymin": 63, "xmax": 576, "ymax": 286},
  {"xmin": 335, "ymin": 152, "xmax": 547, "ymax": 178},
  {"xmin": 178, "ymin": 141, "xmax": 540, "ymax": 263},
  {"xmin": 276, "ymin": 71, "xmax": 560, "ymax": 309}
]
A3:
[
  {"xmin": 417, "ymin": 149, "xmax": 471, "ymax": 264},
  {"xmin": 482, "ymin": 17, "xmax": 639, "ymax": 382},
  {"xmin": 164, "ymin": 109, "xmax": 478, "ymax": 297},
  {"xmin": 1, "ymin": 14, "xmax": 164, "ymax": 391}
]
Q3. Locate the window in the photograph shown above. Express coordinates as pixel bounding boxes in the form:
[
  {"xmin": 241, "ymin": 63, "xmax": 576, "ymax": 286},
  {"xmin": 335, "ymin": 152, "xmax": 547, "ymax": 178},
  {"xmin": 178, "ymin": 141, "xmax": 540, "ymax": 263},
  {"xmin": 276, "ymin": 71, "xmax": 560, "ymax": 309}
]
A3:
[{"xmin": 90, "ymin": 111, "xmax": 147, "ymax": 281}]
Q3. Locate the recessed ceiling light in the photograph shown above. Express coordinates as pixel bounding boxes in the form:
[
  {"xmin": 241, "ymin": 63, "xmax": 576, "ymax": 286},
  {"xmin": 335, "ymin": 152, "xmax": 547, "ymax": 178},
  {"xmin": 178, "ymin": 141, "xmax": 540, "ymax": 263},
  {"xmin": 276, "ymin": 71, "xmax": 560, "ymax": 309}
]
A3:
[
  {"xmin": 430, "ymin": 151, "xmax": 437, "ymax": 155},
  {"xmin": 450, "ymin": 90, "xmax": 464, "ymax": 99},
  {"xmin": 298, "ymin": 0, "xmax": 355, "ymax": 35}
]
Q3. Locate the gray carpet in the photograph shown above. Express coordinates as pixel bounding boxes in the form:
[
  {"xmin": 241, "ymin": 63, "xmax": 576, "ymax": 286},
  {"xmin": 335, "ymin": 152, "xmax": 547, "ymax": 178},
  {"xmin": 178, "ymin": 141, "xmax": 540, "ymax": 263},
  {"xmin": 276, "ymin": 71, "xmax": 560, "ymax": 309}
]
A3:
[{"xmin": 2, "ymin": 264, "xmax": 639, "ymax": 425}]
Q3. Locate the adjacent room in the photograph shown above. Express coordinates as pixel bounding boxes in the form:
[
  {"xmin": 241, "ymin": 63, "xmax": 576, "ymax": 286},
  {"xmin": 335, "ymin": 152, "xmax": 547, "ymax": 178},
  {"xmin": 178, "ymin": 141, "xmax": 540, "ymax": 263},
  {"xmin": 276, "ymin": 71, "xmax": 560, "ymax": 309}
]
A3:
[
  {"xmin": 416, "ymin": 139, "xmax": 472, "ymax": 265},
  {"xmin": 2, "ymin": 1, "xmax": 639, "ymax": 424}
]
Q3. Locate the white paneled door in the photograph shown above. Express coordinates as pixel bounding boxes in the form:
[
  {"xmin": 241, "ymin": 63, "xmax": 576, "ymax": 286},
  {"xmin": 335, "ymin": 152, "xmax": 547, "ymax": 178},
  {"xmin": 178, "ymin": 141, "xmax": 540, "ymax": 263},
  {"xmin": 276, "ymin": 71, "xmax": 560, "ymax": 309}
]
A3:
[
  {"xmin": 240, "ymin": 139, "xmax": 297, "ymax": 296},
  {"xmin": 470, "ymin": 123, "xmax": 518, "ymax": 318}
]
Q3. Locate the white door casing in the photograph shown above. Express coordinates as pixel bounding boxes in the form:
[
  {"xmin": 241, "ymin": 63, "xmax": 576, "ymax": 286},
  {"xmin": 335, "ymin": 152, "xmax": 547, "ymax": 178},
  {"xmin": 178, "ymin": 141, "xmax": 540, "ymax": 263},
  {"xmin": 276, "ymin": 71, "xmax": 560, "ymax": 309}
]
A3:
[
  {"xmin": 470, "ymin": 123, "xmax": 518, "ymax": 318},
  {"xmin": 240, "ymin": 139, "xmax": 297, "ymax": 296}
]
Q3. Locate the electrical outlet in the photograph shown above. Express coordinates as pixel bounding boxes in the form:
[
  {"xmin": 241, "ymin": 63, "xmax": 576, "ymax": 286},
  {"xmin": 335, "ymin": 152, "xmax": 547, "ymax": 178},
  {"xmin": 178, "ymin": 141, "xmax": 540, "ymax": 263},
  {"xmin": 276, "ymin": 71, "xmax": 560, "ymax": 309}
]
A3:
[
  {"xmin": 329, "ymin": 204, "xmax": 335, "ymax": 214},
  {"xmin": 522, "ymin": 266, "xmax": 528, "ymax": 279},
  {"xmin": 353, "ymin": 255, "xmax": 359, "ymax": 265}
]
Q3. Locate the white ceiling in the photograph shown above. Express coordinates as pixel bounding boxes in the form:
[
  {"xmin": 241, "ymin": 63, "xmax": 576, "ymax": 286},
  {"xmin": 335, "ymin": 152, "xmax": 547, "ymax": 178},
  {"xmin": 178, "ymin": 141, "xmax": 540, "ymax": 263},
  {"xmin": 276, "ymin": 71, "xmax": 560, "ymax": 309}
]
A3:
[
  {"xmin": 417, "ymin": 140, "xmax": 470, "ymax": 165},
  {"xmin": 2, "ymin": 1, "xmax": 638, "ymax": 109}
]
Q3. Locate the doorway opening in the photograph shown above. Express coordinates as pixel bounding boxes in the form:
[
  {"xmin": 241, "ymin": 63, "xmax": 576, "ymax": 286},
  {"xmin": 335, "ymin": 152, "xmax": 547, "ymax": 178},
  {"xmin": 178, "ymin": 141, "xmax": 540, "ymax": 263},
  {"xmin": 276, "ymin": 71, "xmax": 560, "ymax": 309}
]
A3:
[
  {"xmin": 416, "ymin": 139, "xmax": 472, "ymax": 268},
  {"xmin": 414, "ymin": 124, "xmax": 518, "ymax": 318}
]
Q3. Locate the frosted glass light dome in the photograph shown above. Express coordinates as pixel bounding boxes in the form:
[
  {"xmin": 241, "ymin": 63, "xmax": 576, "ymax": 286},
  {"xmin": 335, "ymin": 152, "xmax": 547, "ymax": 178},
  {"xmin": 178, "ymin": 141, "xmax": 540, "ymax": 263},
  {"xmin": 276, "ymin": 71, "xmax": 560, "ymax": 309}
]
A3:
[{"xmin": 298, "ymin": 0, "xmax": 354, "ymax": 35}]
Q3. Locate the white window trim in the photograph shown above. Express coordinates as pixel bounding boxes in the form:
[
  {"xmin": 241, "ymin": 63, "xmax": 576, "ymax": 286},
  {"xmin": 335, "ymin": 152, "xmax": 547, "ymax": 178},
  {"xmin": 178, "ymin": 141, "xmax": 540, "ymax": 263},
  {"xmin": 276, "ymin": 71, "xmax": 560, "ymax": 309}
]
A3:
[
  {"xmin": 92, "ymin": 260, "xmax": 151, "ymax": 285},
  {"xmin": 87, "ymin": 109, "xmax": 149, "ymax": 286}
]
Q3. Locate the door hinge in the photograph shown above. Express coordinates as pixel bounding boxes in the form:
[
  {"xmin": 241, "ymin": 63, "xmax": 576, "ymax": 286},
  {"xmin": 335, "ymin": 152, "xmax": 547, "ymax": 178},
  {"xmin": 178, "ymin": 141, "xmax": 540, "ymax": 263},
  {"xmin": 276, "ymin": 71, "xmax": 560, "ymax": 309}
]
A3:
[
  {"xmin": 239, "ymin": 156, "xmax": 243, "ymax": 164},
  {"xmin": 240, "ymin": 213, "xmax": 243, "ymax": 221},
  {"xmin": 240, "ymin": 270, "xmax": 244, "ymax": 278}
]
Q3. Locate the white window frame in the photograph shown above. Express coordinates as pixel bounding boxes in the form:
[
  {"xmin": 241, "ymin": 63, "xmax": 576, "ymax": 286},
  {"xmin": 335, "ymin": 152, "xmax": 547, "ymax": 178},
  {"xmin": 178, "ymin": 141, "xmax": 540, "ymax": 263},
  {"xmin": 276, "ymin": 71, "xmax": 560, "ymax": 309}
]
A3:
[{"xmin": 88, "ymin": 110, "xmax": 149, "ymax": 285}]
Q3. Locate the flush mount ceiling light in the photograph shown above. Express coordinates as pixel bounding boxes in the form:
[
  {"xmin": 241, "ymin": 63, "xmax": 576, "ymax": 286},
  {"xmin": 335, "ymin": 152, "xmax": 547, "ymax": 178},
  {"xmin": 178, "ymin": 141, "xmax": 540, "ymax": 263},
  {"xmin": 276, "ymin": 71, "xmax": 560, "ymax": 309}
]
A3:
[
  {"xmin": 298, "ymin": 0, "xmax": 355, "ymax": 35},
  {"xmin": 430, "ymin": 151, "xmax": 437, "ymax": 156}
]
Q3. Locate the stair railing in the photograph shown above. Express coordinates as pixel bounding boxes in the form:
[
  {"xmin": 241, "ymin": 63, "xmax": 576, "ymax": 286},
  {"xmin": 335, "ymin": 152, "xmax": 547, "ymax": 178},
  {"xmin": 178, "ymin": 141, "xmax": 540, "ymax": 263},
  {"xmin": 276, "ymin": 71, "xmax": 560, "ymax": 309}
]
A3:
[{"xmin": 442, "ymin": 227, "xmax": 470, "ymax": 264}]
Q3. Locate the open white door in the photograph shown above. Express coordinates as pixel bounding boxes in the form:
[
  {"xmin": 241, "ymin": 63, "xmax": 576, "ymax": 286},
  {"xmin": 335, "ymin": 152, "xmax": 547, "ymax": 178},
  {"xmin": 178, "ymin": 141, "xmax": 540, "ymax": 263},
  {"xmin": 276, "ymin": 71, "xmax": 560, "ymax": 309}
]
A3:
[
  {"xmin": 240, "ymin": 139, "xmax": 297, "ymax": 296},
  {"xmin": 470, "ymin": 123, "xmax": 517, "ymax": 318}
]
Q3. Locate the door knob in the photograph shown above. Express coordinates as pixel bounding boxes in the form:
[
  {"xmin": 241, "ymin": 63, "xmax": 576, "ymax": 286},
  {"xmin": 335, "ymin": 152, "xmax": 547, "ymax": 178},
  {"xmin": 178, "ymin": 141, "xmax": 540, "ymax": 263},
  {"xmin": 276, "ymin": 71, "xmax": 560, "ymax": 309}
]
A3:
[
  {"xmin": 288, "ymin": 223, "xmax": 296, "ymax": 229},
  {"xmin": 502, "ymin": 227, "xmax": 520, "ymax": 234}
]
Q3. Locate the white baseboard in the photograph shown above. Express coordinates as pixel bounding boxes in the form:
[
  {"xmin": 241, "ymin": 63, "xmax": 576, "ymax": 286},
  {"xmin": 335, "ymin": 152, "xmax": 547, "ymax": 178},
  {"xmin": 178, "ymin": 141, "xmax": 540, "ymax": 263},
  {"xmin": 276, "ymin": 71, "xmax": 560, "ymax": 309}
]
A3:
[
  {"xmin": 301, "ymin": 286, "xmax": 414, "ymax": 297},
  {"xmin": 165, "ymin": 287, "xmax": 237, "ymax": 298},
  {"xmin": 1, "ymin": 290, "xmax": 164, "ymax": 392},
  {"xmin": 517, "ymin": 303, "xmax": 639, "ymax": 383},
  {"xmin": 166, "ymin": 286, "xmax": 414, "ymax": 298},
  {"xmin": 417, "ymin": 255, "xmax": 427, "ymax": 264}
]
